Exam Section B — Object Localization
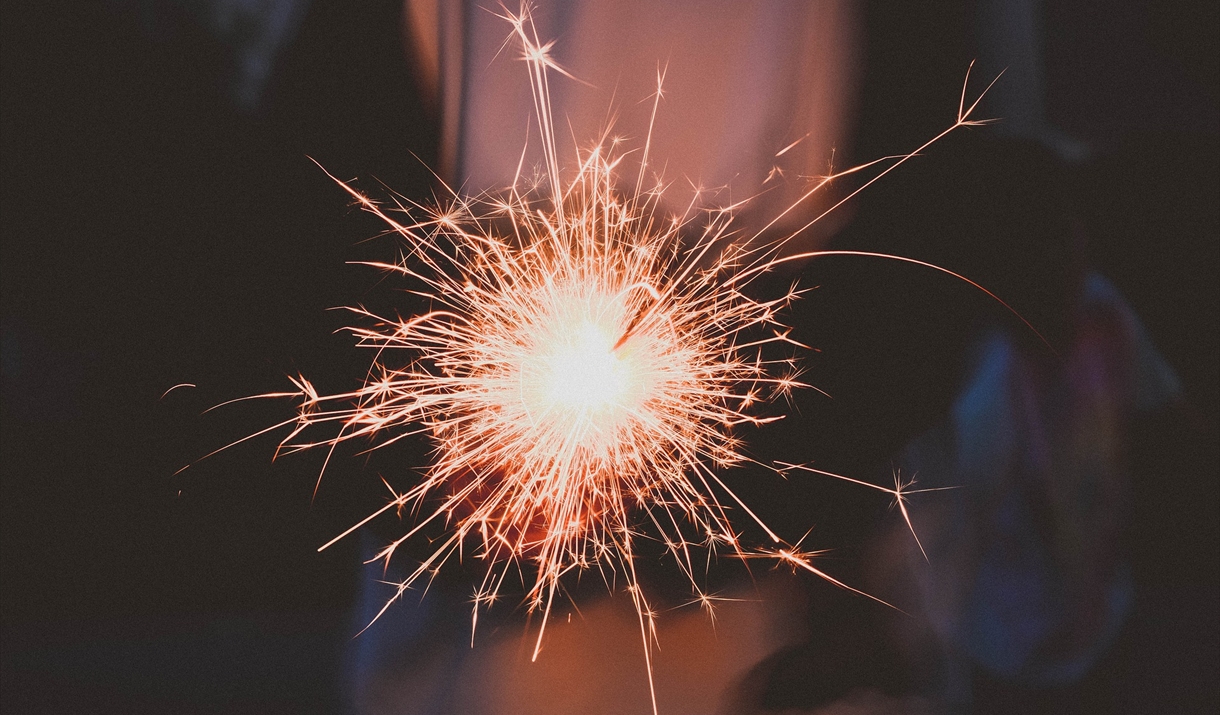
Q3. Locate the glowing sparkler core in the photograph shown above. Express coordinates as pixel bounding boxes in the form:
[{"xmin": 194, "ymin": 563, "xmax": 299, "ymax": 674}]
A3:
[
  {"xmin": 537, "ymin": 318, "xmax": 629, "ymax": 409},
  {"xmin": 520, "ymin": 296, "xmax": 645, "ymax": 424}
]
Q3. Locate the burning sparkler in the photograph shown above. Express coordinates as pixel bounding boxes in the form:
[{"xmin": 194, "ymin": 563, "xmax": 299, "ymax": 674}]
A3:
[{"xmin": 194, "ymin": 7, "xmax": 1032, "ymax": 712}]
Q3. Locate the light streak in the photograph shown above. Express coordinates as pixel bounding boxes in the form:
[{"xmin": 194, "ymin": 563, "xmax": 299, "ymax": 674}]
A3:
[
  {"xmin": 160, "ymin": 383, "xmax": 196, "ymax": 399},
  {"xmin": 196, "ymin": 7, "xmax": 1027, "ymax": 712}
]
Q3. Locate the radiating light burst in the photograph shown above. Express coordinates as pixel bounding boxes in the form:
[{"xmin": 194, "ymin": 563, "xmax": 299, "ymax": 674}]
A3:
[
  {"xmin": 306, "ymin": 132, "xmax": 811, "ymax": 671},
  {"xmin": 201, "ymin": 7, "xmax": 1032, "ymax": 712}
]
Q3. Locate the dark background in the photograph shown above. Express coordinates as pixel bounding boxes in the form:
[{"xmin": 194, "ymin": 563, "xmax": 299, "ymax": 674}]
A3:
[{"xmin": 2, "ymin": 1, "xmax": 1216, "ymax": 712}]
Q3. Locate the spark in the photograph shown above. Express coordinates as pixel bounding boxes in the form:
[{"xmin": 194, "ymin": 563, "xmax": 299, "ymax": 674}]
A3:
[
  {"xmin": 194, "ymin": 8, "xmax": 1027, "ymax": 713},
  {"xmin": 775, "ymin": 133, "xmax": 810, "ymax": 157},
  {"xmin": 160, "ymin": 383, "xmax": 196, "ymax": 399},
  {"xmin": 776, "ymin": 463, "xmax": 960, "ymax": 563},
  {"xmin": 677, "ymin": 589, "xmax": 752, "ymax": 629}
]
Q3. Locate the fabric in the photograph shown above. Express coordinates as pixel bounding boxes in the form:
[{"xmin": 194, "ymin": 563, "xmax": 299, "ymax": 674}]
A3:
[
  {"xmin": 405, "ymin": 0, "xmax": 861, "ymax": 248},
  {"xmin": 899, "ymin": 271, "xmax": 1179, "ymax": 685}
]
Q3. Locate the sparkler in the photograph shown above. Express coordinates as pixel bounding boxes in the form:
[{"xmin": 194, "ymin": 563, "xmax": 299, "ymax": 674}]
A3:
[{"xmin": 197, "ymin": 7, "xmax": 1032, "ymax": 712}]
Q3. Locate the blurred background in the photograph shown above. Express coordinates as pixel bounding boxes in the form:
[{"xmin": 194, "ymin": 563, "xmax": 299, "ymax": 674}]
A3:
[{"xmin": 2, "ymin": 1, "xmax": 1216, "ymax": 713}]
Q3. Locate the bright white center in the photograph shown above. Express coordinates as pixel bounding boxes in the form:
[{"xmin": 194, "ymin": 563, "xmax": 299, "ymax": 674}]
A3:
[
  {"xmin": 516, "ymin": 293, "xmax": 655, "ymax": 441},
  {"xmin": 542, "ymin": 319, "xmax": 627, "ymax": 411}
]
